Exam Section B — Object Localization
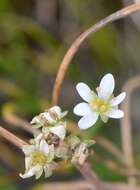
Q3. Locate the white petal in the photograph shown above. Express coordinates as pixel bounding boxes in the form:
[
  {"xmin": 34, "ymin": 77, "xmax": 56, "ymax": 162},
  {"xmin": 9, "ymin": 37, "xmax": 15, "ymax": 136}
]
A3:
[
  {"xmin": 78, "ymin": 113, "xmax": 99, "ymax": 129},
  {"xmin": 43, "ymin": 112, "xmax": 56, "ymax": 124},
  {"xmin": 35, "ymin": 167, "xmax": 43, "ymax": 179},
  {"xmin": 47, "ymin": 145, "xmax": 55, "ymax": 162},
  {"xmin": 49, "ymin": 125, "xmax": 66, "ymax": 140},
  {"xmin": 61, "ymin": 111, "xmax": 68, "ymax": 118},
  {"xmin": 22, "ymin": 145, "xmax": 35, "ymax": 155},
  {"xmin": 49, "ymin": 106, "xmax": 68, "ymax": 119},
  {"xmin": 50, "ymin": 106, "xmax": 61, "ymax": 116},
  {"xmin": 40, "ymin": 139, "xmax": 49, "ymax": 154},
  {"xmin": 98, "ymin": 73, "xmax": 115, "ymax": 100},
  {"xmin": 30, "ymin": 116, "xmax": 40, "ymax": 124},
  {"xmin": 73, "ymin": 102, "xmax": 93, "ymax": 116},
  {"xmin": 35, "ymin": 133, "xmax": 43, "ymax": 141},
  {"xmin": 19, "ymin": 165, "xmax": 42, "ymax": 179},
  {"xmin": 110, "ymin": 92, "xmax": 126, "ymax": 106},
  {"xmin": 44, "ymin": 165, "xmax": 53, "ymax": 178},
  {"xmin": 108, "ymin": 109, "xmax": 124, "ymax": 118},
  {"xmin": 76, "ymin": 82, "xmax": 94, "ymax": 102},
  {"xmin": 25, "ymin": 157, "xmax": 32, "ymax": 170}
]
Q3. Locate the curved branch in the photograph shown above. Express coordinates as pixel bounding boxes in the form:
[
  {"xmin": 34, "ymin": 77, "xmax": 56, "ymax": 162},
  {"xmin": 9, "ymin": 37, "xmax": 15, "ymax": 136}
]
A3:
[{"xmin": 52, "ymin": 3, "xmax": 140, "ymax": 105}]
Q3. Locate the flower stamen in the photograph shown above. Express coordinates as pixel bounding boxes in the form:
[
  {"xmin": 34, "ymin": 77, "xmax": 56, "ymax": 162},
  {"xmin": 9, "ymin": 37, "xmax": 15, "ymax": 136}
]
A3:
[
  {"xmin": 31, "ymin": 151, "xmax": 48, "ymax": 166},
  {"xmin": 91, "ymin": 98, "xmax": 110, "ymax": 114}
]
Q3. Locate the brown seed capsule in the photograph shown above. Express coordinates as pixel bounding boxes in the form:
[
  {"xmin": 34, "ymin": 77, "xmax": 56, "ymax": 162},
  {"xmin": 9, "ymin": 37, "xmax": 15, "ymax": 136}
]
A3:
[{"xmin": 46, "ymin": 133, "xmax": 60, "ymax": 147}]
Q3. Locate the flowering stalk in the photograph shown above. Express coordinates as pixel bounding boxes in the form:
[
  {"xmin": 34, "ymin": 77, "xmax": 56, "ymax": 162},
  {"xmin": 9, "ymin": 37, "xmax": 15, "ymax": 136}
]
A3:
[
  {"xmin": 50, "ymin": 4, "xmax": 140, "ymax": 188},
  {"xmin": 52, "ymin": 3, "xmax": 140, "ymax": 106}
]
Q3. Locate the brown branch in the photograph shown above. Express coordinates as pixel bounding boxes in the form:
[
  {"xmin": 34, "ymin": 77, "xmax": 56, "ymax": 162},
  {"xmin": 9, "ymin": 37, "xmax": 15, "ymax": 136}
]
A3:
[
  {"xmin": 76, "ymin": 162, "xmax": 108, "ymax": 190},
  {"xmin": 52, "ymin": 3, "xmax": 140, "ymax": 105},
  {"xmin": 0, "ymin": 126, "xmax": 28, "ymax": 148},
  {"xmin": 120, "ymin": 76, "xmax": 140, "ymax": 185}
]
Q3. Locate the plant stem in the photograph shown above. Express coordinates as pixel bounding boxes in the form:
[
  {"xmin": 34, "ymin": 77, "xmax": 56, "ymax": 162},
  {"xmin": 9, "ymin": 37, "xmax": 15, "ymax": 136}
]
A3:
[
  {"xmin": 52, "ymin": 3, "xmax": 140, "ymax": 105},
  {"xmin": 0, "ymin": 126, "xmax": 27, "ymax": 148},
  {"xmin": 76, "ymin": 162, "xmax": 108, "ymax": 190}
]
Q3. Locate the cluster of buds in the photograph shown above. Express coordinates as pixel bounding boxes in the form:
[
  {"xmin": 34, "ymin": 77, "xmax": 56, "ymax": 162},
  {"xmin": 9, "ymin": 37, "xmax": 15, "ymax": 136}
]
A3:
[{"xmin": 20, "ymin": 106, "xmax": 95, "ymax": 179}]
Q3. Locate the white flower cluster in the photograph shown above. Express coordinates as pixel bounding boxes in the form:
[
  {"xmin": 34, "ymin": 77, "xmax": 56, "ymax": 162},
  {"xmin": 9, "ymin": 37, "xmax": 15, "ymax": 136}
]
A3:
[
  {"xmin": 20, "ymin": 73, "xmax": 125, "ymax": 179},
  {"xmin": 21, "ymin": 106, "xmax": 94, "ymax": 179}
]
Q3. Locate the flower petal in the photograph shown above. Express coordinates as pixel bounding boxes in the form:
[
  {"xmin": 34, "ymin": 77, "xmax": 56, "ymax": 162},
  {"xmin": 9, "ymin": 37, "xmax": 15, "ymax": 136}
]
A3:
[
  {"xmin": 110, "ymin": 92, "xmax": 126, "ymax": 106},
  {"xmin": 98, "ymin": 73, "xmax": 115, "ymax": 100},
  {"xmin": 49, "ymin": 124, "xmax": 66, "ymax": 140},
  {"xmin": 73, "ymin": 102, "xmax": 93, "ymax": 116},
  {"xmin": 76, "ymin": 82, "xmax": 94, "ymax": 102},
  {"xmin": 61, "ymin": 111, "xmax": 68, "ymax": 118},
  {"xmin": 40, "ymin": 139, "xmax": 49, "ymax": 154},
  {"xmin": 31, "ymin": 116, "xmax": 41, "ymax": 125},
  {"xmin": 47, "ymin": 145, "xmax": 54, "ymax": 162},
  {"xmin": 108, "ymin": 109, "xmax": 124, "ymax": 118},
  {"xmin": 78, "ymin": 113, "xmax": 99, "ymax": 129},
  {"xmin": 19, "ymin": 165, "xmax": 42, "ymax": 179},
  {"xmin": 43, "ymin": 112, "xmax": 56, "ymax": 124},
  {"xmin": 22, "ymin": 145, "xmax": 35, "ymax": 155},
  {"xmin": 50, "ymin": 106, "xmax": 61, "ymax": 116},
  {"xmin": 44, "ymin": 165, "xmax": 53, "ymax": 178},
  {"xmin": 25, "ymin": 157, "xmax": 32, "ymax": 170},
  {"xmin": 35, "ymin": 166, "xmax": 43, "ymax": 179}
]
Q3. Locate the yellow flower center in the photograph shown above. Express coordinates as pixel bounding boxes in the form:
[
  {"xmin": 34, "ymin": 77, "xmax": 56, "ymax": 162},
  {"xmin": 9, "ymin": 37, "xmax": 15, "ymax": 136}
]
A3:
[
  {"xmin": 32, "ymin": 151, "xmax": 48, "ymax": 166},
  {"xmin": 92, "ymin": 98, "xmax": 110, "ymax": 114}
]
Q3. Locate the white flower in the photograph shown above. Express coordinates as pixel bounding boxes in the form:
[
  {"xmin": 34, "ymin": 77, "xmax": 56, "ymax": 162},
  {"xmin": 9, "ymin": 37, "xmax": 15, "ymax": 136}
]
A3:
[
  {"xmin": 42, "ymin": 106, "xmax": 68, "ymax": 125},
  {"xmin": 42, "ymin": 122, "xmax": 67, "ymax": 140},
  {"xmin": 31, "ymin": 106, "xmax": 68, "ymax": 140},
  {"xmin": 20, "ymin": 135, "xmax": 55, "ymax": 179},
  {"xmin": 73, "ymin": 73, "xmax": 126, "ymax": 129},
  {"xmin": 31, "ymin": 106, "xmax": 67, "ymax": 126}
]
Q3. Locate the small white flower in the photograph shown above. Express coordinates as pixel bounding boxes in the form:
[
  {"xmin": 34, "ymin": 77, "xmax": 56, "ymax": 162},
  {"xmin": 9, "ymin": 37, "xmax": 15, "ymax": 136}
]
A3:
[
  {"xmin": 20, "ymin": 135, "xmax": 55, "ymax": 179},
  {"xmin": 31, "ymin": 106, "xmax": 68, "ymax": 140},
  {"xmin": 31, "ymin": 106, "xmax": 67, "ymax": 126},
  {"xmin": 42, "ymin": 122, "xmax": 67, "ymax": 140},
  {"xmin": 74, "ymin": 73, "xmax": 126, "ymax": 129},
  {"xmin": 48, "ymin": 123, "xmax": 66, "ymax": 140}
]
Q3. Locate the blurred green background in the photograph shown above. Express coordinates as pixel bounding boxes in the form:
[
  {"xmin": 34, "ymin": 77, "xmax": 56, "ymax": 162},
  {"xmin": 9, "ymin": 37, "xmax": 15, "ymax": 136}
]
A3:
[{"xmin": 0, "ymin": 0, "xmax": 140, "ymax": 189}]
